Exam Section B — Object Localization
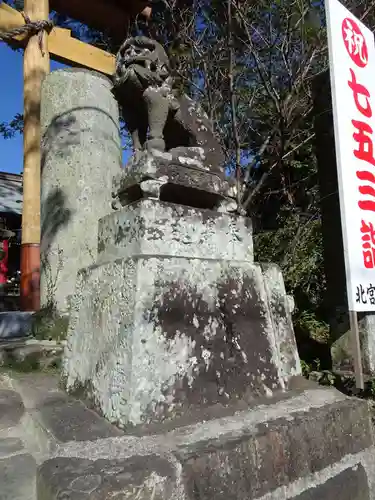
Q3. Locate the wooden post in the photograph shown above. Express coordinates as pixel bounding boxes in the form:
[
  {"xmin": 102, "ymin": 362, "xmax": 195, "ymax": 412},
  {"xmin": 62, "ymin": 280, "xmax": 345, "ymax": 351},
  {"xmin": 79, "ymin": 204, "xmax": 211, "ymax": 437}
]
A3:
[
  {"xmin": 20, "ymin": 0, "xmax": 50, "ymax": 311},
  {"xmin": 349, "ymin": 310, "xmax": 365, "ymax": 390}
]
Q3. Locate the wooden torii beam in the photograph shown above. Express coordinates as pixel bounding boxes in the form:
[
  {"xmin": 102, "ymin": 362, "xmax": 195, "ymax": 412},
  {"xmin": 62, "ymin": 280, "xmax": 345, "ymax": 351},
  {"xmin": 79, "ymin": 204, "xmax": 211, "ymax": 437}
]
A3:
[{"xmin": 0, "ymin": 3, "xmax": 116, "ymax": 74}]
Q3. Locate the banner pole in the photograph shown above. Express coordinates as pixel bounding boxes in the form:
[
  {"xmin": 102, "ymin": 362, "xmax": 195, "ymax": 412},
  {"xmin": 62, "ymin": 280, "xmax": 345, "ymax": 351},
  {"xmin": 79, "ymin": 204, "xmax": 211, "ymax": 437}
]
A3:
[{"xmin": 349, "ymin": 310, "xmax": 364, "ymax": 389}]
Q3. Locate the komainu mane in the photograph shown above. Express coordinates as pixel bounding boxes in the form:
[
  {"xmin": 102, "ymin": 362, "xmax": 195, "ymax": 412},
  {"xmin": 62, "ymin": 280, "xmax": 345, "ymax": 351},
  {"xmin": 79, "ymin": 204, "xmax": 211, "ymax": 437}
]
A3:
[{"xmin": 113, "ymin": 36, "xmax": 224, "ymax": 173}]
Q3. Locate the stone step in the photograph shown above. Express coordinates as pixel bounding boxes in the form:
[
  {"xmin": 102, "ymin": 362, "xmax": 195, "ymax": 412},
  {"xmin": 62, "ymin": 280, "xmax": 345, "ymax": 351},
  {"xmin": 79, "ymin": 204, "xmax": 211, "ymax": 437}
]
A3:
[
  {"xmin": 0, "ymin": 372, "xmax": 121, "ymax": 453},
  {"xmin": 0, "ymin": 384, "xmax": 37, "ymax": 500},
  {"xmin": 0, "ymin": 312, "xmax": 34, "ymax": 340},
  {"xmin": 37, "ymin": 385, "xmax": 375, "ymax": 500},
  {"xmin": 1, "ymin": 371, "xmax": 375, "ymax": 500},
  {"xmin": 0, "ymin": 453, "xmax": 37, "ymax": 500},
  {"xmin": 0, "ymin": 339, "xmax": 63, "ymax": 371},
  {"xmin": 0, "ymin": 371, "xmax": 125, "ymax": 500}
]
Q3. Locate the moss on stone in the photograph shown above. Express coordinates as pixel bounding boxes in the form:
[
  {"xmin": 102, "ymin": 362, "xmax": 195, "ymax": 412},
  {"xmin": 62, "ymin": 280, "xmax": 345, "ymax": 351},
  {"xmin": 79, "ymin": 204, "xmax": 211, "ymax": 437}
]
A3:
[{"xmin": 32, "ymin": 306, "xmax": 69, "ymax": 342}]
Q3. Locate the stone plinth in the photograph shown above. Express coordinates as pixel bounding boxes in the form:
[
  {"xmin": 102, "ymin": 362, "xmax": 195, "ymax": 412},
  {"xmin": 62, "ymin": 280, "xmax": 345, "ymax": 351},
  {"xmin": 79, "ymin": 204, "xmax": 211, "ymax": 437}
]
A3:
[
  {"xmin": 111, "ymin": 150, "xmax": 236, "ymax": 212},
  {"xmin": 63, "ymin": 184, "xmax": 300, "ymax": 428},
  {"xmin": 64, "ymin": 255, "xmax": 299, "ymax": 427},
  {"xmin": 98, "ymin": 199, "xmax": 253, "ymax": 263},
  {"xmin": 40, "ymin": 68, "xmax": 122, "ymax": 314}
]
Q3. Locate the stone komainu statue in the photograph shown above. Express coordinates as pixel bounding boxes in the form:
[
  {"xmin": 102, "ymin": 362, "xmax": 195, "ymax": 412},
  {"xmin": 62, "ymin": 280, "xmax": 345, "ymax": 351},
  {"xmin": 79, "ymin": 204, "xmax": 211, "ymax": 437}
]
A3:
[{"xmin": 112, "ymin": 36, "xmax": 224, "ymax": 172}]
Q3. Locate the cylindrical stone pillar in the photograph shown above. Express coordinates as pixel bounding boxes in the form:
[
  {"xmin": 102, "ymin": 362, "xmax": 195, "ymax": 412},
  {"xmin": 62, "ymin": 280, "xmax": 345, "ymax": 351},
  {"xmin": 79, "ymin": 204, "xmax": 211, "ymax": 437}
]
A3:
[{"xmin": 40, "ymin": 69, "xmax": 121, "ymax": 314}]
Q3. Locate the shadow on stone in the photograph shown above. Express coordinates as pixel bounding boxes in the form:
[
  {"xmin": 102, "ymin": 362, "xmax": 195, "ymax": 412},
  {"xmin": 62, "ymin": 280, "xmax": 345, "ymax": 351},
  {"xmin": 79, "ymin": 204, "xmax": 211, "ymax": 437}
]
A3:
[{"xmin": 41, "ymin": 188, "xmax": 72, "ymax": 255}]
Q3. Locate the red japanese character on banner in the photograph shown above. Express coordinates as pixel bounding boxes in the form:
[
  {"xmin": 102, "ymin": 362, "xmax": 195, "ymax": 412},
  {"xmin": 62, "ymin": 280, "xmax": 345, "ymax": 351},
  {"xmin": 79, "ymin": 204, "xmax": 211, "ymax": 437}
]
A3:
[
  {"xmin": 348, "ymin": 69, "xmax": 372, "ymax": 118},
  {"xmin": 357, "ymin": 171, "xmax": 375, "ymax": 211},
  {"xmin": 342, "ymin": 17, "xmax": 368, "ymax": 67},
  {"xmin": 352, "ymin": 120, "xmax": 375, "ymax": 167},
  {"xmin": 361, "ymin": 219, "xmax": 375, "ymax": 268}
]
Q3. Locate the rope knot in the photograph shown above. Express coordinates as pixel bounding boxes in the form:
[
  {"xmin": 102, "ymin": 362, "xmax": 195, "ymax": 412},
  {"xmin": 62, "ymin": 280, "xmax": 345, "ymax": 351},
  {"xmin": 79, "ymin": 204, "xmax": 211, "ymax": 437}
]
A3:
[{"xmin": 0, "ymin": 12, "xmax": 54, "ymax": 56}]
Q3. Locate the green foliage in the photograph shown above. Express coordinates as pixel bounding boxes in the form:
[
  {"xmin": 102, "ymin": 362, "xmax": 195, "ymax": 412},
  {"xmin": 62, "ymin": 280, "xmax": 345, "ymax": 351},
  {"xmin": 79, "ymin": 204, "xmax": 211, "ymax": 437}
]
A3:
[
  {"xmin": 295, "ymin": 311, "xmax": 330, "ymax": 344},
  {"xmin": 1, "ymin": 353, "xmax": 40, "ymax": 372},
  {"xmin": 33, "ymin": 249, "xmax": 69, "ymax": 342},
  {"xmin": 32, "ymin": 306, "xmax": 69, "ymax": 342},
  {"xmin": 300, "ymin": 359, "xmax": 311, "ymax": 378},
  {"xmin": 254, "ymin": 211, "xmax": 329, "ymax": 345},
  {"xmin": 0, "ymin": 113, "xmax": 23, "ymax": 138}
]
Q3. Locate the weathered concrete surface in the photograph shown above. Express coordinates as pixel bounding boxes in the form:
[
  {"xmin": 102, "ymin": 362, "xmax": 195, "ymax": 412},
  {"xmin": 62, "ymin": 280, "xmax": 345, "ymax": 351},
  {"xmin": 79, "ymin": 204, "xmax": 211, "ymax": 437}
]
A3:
[
  {"xmin": 40, "ymin": 68, "xmax": 122, "ymax": 314},
  {"xmin": 98, "ymin": 199, "xmax": 253, "ymax": 264},
  {"xmin": 1, "ymin": 371, "xmax": 60, "ymax": 409},
  {"xmin": 0, "ymin": 453, "xmax": 37, "ymax": 500},
  {"xmin": 0, "ymin": 437, "xmax": 25, "ymax": 458},
  {"xmin": 63, "ymin": 255, "xmax": 299, "ymax": 428},
  {"xmin": 0, "ymin": 389, "xmax": 25, "ymax": 430},
  {"xmin": 33, "ymin": 392, "xmax": 122, "ymax": 443},
  {"xmin": 0, "ymin": 378, "xmax": 38, "ymax": 500},
  {"xmin": 0, "ymin": 371, "xmax": 374, "ymax": 500},
  {"xmin": 180, "ymin": 396, "xmax": 372, "ymax": 499},
  {"xmin": 0, "ymin": 372, "xmax": 121, "ymax": 444}
]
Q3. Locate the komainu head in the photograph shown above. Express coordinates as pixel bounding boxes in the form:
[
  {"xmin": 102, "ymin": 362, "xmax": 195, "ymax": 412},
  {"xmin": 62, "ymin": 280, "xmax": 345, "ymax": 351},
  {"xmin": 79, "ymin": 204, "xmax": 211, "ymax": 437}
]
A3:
[{"xmin": 114, "ymin": 36, "xmax": 171, "ymax": 92}]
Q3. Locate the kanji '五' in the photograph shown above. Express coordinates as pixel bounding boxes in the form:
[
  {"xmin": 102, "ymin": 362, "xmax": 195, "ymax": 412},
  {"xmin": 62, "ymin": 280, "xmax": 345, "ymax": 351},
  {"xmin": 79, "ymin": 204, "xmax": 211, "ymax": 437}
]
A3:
[{"xmin": 352, "ymin": 120, "xmax": 375, "ymax": 167}]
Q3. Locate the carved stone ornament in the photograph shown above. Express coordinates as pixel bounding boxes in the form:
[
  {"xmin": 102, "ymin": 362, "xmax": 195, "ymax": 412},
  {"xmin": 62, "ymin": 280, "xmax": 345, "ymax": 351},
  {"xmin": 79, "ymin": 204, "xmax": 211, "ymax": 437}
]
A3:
[{"xmin": 113, "ymin": 36, "xmax": 225, "ymax": 173}]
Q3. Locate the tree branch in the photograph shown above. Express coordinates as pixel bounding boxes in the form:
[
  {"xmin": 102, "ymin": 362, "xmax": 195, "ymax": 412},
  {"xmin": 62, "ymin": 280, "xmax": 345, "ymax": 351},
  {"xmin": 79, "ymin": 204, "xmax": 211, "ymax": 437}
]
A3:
[{"xmin": 241, "ymin": 132, "xmax": 316, "ymax": 211}]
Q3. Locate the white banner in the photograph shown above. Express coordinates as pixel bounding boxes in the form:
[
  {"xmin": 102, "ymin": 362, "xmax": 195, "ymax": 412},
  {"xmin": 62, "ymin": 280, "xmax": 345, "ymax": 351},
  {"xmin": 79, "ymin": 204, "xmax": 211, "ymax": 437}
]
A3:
[{"xmin": 325, "ymin": 0, "xmax": 375, "ymax": 311}]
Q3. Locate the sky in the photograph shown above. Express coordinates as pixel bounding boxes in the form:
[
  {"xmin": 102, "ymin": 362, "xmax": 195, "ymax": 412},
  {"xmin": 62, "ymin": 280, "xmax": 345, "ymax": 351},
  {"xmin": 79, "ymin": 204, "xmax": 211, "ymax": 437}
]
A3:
[
  {"xmin": 0, "ymin": 43, "xmax": 130, "ymax": 175},
  {"xmin": 0, "ymin": 43, "xmax": 67, "ymax": 175}
]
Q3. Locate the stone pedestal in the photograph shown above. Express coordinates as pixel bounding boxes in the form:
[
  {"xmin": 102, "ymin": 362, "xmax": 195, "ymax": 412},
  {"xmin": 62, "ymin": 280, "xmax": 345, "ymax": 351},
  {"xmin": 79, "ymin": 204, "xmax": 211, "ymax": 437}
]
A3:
[
  {"xmin": 63, "ymin": 154, "xmax": 300, "ymax": 427},
  {"xmin": 40, "ymin": 69, "xmax": 122, "ymax": 314}
]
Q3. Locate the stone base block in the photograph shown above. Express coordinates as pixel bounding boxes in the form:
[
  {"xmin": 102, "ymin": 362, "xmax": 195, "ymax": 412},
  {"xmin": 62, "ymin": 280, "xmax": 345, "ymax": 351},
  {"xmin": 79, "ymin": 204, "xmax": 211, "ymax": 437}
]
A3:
[
  {"xmin": 38, "ymin": 388, "xmax": 375, "ymax": 500},
  {"xmin": 63, "ymin": 255, "xmax": 300, "ymax": 428},
  {"xmin": 0, "ymin": 312, "xmax": 33, "ymax": 340},
  {"xmin": 179, "ymin": 389, "xmax": 374, "ymax": 500},
  {"xmin": 111, "ymin": 151, "xmax": 234, "ymax": 211},
  {"xmin": 98, "ymin": 199, "xmax": 253, "ymax": 264}
]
